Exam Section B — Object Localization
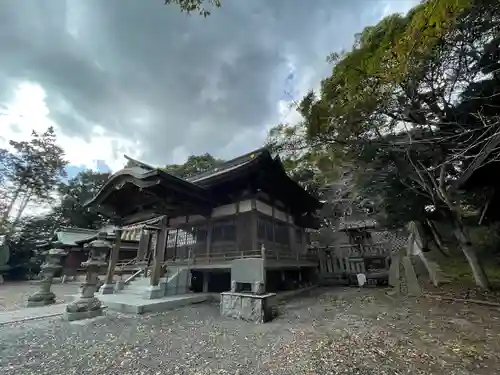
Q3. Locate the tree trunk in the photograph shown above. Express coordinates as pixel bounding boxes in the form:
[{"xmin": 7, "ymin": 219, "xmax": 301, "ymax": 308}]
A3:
[
  {"xmin": 10, "ymin": 190, "xmax": 32, "ymax": 229},
  {"xmin": 425, "ymin": 219, "xmax": 451, "ymax": 257},
  {"xmin": 451, "ymin": 215, "xmax": 490, "ymax": 289},
  {"xmin": 0, "ymin": 184, "xmax": 22, "ymax": 225}
]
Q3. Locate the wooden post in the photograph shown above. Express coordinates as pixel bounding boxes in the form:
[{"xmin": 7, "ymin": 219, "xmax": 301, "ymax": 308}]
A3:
[
  {"xmin": 251, "ymin": 199, "xmax": 258, "ymax": 249},
  {"xmin": 162, "ymin": 228, "xmax": 169, "ymax": 277},
  {"xmin": 98, "ymin": 229, "xmax": 122, "ymax": 294},
  {"xmin": 106, "ymin": 229, "xmax": 122, "ymax": 284},
  {"xmin": 206, "ymin": 216, "xmax": 213, "ymax": 260},
  {"xmin": 150, "ymin": 217, "xmax": 168, "ymax": 287},
  {"xmin": 235, "ymin": 201, "xmax": 242, "ymax": 257},
  {"xmin": 136, "ymin": 229, "xmax": 150, "ymax": 262},
  {"xmin": 173, "ymin": 228, "xmax": 179, "ymax": 260}
]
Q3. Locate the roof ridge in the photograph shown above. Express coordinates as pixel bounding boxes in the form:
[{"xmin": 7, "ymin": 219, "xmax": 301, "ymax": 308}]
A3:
[
  {"xmin": 123, "ymin": 155, "xmax": 156, "ymax": 171},
  {"xmin": 187, "ymin": 147, "xmax": 270, "ymax": 182}
]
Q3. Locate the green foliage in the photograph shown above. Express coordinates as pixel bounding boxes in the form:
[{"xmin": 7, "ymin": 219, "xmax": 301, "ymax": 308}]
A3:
[
  {"xmin": 0, "ymin": 235, "xmax": 10, "ymax": 266},
  {"xmin": 55, "ymin": 170, "xmax": 111, "ymax": 229},
  {"xmin": 0, "ymin": 127, "xmax": 68, "ymax": 230},
  {"xmin": 164, "ymin": 0, "xmax": 221, "ymax": 16},
  {"xmin": 266, "ymin": 122, "xmax": 342, "ymax": 196},
  {"xmin": 162, "ymin": 153, "xmax": 224, "ymax": 179},
  {"xmin": 298, "ymin": 0, "xmax": 500, "ymax": 223},
  {"xmin": 6, "ymin": 127, "xmax": 68, "ymax": 201}
]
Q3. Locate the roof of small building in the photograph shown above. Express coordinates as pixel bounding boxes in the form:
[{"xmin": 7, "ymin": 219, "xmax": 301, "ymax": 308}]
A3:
[{"xmin": 50, "ymin": 227, "xmax": 97, "ymax": 247}]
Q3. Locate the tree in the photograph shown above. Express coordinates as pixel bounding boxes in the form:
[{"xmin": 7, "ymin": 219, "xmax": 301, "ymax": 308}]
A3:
[
  {"xmin": 165, "ymin": 0, "xmax": 221, "ymax": 16},
  {"xmin": 297, "ymin": 0, "xmax": 500, "ymax": 288},
  {"xmin": 7, "ymin": 214, "xmax": 59, "ymax": 277},
  {"xmin": 163, "ymin": 153, "xmax": 224, "ymax": 179},
  {"xmin": 55, "ymin": 170, "xmax": 111, "ymax": 229},
  {"xmin": 0, "ymin": 127, "xmax": 68, "ymax": 230},
  {"xmin": 266, "ymin": 122, "xmax": 342, "ymax": 196}
]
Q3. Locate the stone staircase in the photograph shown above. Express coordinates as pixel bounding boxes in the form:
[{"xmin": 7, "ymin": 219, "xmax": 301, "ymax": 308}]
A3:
[{"xmin": 119, "ymin": 266, "xmax": 191, "ymax": 298}]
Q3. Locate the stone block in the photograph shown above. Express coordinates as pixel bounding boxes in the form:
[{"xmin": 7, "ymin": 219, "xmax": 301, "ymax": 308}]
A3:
[
  {"xmin": 64, "ymin": 308, "xmax": 103, "ymax": 322},
  {"xmin": 158, "ymin": 277, "xmax": 168, "ymax": 296},
  {"xmin": 98, "ymin": 283, "xmax": 115, "ymax": 295},
  {"xmin": 114, "ymin": 280, "xmax": 125, "ymax": 292},
  {"xmin": 403, "ymin": 256, "xmax": 422, "ymax": 297},
  {"xmin": 220, "ymin": 292, "xmax": 277, "ymax": 323},
  {"xmin": 388, "ymin": 253, "xmax": 400, "ymax": 288},
  {"xmin": 142, "ymin": 285, "xmax": 164, "ymax": 300},
  {"xmin": 251, "ymin": 281, "xmax": 264, "ymax": 295}
]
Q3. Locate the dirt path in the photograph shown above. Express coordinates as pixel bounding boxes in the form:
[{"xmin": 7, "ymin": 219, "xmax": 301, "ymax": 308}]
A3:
[{"xmin": 0, "ymin": 286, "xmax": 499, "ymax": 374}]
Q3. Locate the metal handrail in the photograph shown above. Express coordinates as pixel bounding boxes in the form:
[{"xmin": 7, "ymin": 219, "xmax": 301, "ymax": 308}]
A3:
[{"xmin": 116, "ymin": 257, "xmax": 139, "ymax": 269}]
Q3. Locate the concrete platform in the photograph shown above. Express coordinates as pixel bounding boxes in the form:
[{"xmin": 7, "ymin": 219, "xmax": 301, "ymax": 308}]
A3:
[{"xmin": 97, "ymin": 293, "xmax": 209, "ymax": 314}]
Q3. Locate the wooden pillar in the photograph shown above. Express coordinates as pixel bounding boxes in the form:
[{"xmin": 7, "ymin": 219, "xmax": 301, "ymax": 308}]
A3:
[
  {"xmin": 206, "ymin": 216, "xmax": 213, "ymax": 259},
  {"xmin": 150, "ymin": 217, "xmax": 168, "ymax": 287},
  {"xmin": 235, "ymin": 201, "xmax": 241, "ymax": 255},
  {"xmin": 173, "ymin": 228, "xmax": 179, "ymax": 260},
  {"xmin": 271, "ymin": 202, "xmax": 276, "ymax": 258},
  {"xmin": 105, "ymin": 229, "xmax": 122, "ymax": 285},
  {"xmin": 136, "ymin": 229, "xmax": 149, "ymax": 261},
  {"xmin": 162, "ymin": 228, "xmax": 169, "ymax": 276},
  {"xmin": 98, "ymin": 229, "xmax": 122, "ymax": 294},
  {"xmin": 251, "ymin": 199, "xmax": 258, "ymax": 249}
]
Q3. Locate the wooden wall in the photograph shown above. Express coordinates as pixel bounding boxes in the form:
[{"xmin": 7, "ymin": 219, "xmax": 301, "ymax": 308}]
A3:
[{"xmin": 165, "ymin": 197, "xmax": 309, "ymax": 257}]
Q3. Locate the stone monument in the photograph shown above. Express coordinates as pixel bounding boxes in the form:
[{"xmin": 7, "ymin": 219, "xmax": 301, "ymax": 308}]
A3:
[
  {"xmin": 64, "ymin": 232, "xmax": 110, "ymax": 321},
  {"xmin": 221, "ymin": 258, "xmax": 277, "ymax": 323},
  {"xmin": 27, "ymin": 244, "xmax": 66, "ymax": 307}
]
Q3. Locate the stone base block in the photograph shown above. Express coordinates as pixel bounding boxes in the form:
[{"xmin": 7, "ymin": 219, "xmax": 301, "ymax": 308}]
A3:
[
  {"xmin": 220, "ymin": 292, "xmax": 277, "ymax": 324},
  {"xmin": 158, "ymin": 277, "xmax": 168, "ymax": 296},
  {"xmin": 0, "ymin": 275, "xmax": 4, "ymax": 284},
  {"xmin": 98, "ymin": 283, "xmax": 115, "ymax": 295},
  {"xmin": 142, "ymin": 285, "xmax": 164, "ymax": 299},
  {"xmin": 115, "ymin": 280, "xmax": 125, "ymax": 292},
  {"xmin": 63, "ymin": 308, "xmax": 103, "ymax": 322}
]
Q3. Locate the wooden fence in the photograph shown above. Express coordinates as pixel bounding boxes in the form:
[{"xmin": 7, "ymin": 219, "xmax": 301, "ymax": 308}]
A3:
[{"xmin": 318, "ymin": 242, "xmax": 393, "ymax": 285}]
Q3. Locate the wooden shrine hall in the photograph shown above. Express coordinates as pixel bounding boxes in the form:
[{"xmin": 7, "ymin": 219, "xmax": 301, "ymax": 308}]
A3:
[{"xmin": 85, "ymin": 147, "xmax": 322, "ymax": 295}]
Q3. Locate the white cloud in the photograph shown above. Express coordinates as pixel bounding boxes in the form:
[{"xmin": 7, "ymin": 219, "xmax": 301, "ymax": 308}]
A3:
[{"xmin": 0, "ymin": 81, "xmax": 139, "ymax": 172}]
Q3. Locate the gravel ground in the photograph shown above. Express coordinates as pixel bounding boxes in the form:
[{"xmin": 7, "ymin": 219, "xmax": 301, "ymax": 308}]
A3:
[
  {"xmin": 0, "ymin": 281, "xmax": 81, "ymax": 311},
  {"xmin": 0, "ymin": 287, "xmax": 499, "ymax": 375}
]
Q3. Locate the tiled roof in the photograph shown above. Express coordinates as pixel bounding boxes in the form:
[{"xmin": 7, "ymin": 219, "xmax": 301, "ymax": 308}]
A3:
[
  {"xmin": 54, "ymin": 227, "xmax": 97, "ymax": 246},
  {"xmin": 187, "ymin": 147, "xmax": 268, "ymax": 184}
]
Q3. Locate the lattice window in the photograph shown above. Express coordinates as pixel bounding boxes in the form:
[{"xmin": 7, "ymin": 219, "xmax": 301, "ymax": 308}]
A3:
[
  {"xmin": 212, "ymin": 220, "xmax": 236, "ymax": 242},
  {"xmin": 274, "ymin": 222, "xmax": 288, "ymax": 244}
]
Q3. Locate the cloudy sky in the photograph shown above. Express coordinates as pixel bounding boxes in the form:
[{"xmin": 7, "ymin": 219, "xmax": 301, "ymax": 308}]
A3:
[{"xmin": 0, "ymin": 0, "xmax": 418, "ymax": 176}]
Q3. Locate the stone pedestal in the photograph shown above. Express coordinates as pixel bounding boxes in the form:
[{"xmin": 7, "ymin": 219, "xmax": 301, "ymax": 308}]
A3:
[
  {"xmin": 143, "ymin": 285, "xmax": 164, "ymax": 299},
  {"xmin": 158, "ymin": 277, "xmax": 168, "ymax": 296},
  {"xmin": 64, "ymin": 233, "xmax": 110, "ymax": 321},
  {"xmin": 220, "ymin": 292, "xmax": 277, "ymax": 323},
  {"xmin": 64, "ymin": 272, "xmax": 104, "ymax": 321},
  {"xmin": 114, "ymin": 280, "xmax": 125, "ymax": 292},
  {"xmin": 27, "ymin": 248, "xmax": 65, "ymax": 307}
]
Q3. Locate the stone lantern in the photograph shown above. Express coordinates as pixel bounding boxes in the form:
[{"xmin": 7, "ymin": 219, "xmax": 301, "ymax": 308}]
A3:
[
  {"xmin": 27, "ymin": 244, "xmax": 66, "ymax": 307},
  {"xmin": 64, "ymin": 232, "xmax": 111, "ymax": 321}
]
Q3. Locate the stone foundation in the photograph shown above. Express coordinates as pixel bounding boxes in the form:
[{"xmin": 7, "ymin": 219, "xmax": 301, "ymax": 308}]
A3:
[
  {"xmin": 220, "ymin": 292, "xmax": 277, "ymax": 323},
  {"xmin": 64, "ymin": 308, "xmax": 103, "ymax": 322}
]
